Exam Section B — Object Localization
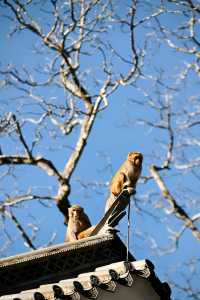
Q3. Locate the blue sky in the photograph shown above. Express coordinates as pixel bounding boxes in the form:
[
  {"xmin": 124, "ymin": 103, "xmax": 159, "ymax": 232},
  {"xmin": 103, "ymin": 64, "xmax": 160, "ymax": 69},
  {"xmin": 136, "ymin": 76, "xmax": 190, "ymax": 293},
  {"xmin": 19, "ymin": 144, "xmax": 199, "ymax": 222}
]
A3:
[{"xmin": 0, "ymin": 2, "xmax": 200, "ymax": 298}]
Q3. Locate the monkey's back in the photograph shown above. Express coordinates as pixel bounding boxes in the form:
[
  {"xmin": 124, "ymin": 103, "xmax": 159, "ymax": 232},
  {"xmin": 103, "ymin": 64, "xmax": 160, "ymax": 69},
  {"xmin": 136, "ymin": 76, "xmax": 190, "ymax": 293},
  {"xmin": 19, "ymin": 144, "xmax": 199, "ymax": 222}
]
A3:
[{"xmin": 110, "ymin": 160, "xmax": 130, "ymax": 196}]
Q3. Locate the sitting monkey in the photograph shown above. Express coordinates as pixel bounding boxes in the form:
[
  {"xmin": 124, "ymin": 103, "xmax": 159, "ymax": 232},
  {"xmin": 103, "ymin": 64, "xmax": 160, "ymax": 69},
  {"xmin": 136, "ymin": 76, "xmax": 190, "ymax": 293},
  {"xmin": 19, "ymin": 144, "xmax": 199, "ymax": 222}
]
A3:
[
  {"xmin": 105, "ymin": 151, "xmax": 143, "ymax": 212},
  {"xmin": 65, "ymin": 205, "xmax": 92, "ymax": 242}
]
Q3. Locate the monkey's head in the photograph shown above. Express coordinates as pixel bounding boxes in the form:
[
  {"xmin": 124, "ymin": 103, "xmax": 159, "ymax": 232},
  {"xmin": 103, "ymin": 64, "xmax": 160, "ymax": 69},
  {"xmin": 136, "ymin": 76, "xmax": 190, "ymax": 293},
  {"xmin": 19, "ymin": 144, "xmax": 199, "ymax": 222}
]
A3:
[
  {"xmin": 68, "ymin": 205, "xmax": 83, "ymax": 220},
  {"xmin": 127, "ymin": 151, "xmax": 143, "ymax": 167}
]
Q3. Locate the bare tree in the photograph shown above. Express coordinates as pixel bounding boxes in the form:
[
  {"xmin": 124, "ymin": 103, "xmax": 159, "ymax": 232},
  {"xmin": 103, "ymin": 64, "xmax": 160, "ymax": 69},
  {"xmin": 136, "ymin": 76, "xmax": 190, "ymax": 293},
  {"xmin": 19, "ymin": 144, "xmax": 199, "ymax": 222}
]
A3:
[
  {"xmin": 123, "ymin": 1, "xmax": 200, "ymax": 299},
  {"xmin": 0, "ymin": 0, "xmax": 142, "ymax": 250},
  {"xmin": 0, "ymin": 1, "xmax": 200, "ymax": 299}
]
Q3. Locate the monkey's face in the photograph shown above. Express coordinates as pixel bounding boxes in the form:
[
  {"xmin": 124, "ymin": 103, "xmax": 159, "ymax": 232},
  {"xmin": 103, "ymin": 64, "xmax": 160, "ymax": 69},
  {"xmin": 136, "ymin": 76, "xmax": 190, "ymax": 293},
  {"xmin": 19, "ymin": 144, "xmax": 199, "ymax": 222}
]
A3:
[
  {"xmin": 69, "ymin": 206, "xmax": 83, "ymax": 220},
  {"xmin": 73, "ymin": 208, "xmax": 82, "ymax": 220},
  {"xmin": 128, "ymin": 152, "xmax": 143, "ymax": 167}
]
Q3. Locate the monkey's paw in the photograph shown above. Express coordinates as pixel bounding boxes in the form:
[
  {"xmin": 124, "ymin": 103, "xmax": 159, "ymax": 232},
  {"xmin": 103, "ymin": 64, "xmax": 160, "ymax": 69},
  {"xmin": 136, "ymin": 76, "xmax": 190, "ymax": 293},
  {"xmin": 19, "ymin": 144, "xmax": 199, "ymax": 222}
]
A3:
[{"xmin": 124, "ymin": 187, "xmax": 136, "ymax": 195}]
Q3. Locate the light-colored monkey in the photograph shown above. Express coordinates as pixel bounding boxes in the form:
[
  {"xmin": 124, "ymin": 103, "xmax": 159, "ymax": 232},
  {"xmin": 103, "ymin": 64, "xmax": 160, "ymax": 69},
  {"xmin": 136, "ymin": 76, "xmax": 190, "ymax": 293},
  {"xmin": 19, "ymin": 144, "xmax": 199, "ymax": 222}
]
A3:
[
  {"xmin": 65, "ymin": 205, "xmax": 92, "ymax": 242},
  {"xmin": 105, "ymin": 151, "xmax": 143, "ymax": 212}
]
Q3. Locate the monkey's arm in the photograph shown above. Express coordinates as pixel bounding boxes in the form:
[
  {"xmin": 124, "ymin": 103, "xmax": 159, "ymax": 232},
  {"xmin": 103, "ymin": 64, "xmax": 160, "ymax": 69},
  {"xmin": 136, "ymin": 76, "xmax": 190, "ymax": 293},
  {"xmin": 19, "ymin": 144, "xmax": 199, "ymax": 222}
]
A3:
[
  {"xmin": 122, "ymin": 178, "xmax": 136, "ymax": 195},
  {"xmin": 72, "ymin": 232, "xmax": 78, "ymax": 240},
  {"xmin": 66, "ymin": 230, "xmax": 78, "ymax": 242}
]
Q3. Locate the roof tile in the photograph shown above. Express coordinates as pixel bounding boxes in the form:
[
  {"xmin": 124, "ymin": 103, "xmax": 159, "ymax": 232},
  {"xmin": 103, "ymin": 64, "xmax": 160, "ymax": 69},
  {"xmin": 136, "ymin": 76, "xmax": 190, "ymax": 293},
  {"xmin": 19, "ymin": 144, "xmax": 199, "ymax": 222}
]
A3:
[{"xmin": 0, "ymin": 259, "xmax": 171, "ymax": 300}]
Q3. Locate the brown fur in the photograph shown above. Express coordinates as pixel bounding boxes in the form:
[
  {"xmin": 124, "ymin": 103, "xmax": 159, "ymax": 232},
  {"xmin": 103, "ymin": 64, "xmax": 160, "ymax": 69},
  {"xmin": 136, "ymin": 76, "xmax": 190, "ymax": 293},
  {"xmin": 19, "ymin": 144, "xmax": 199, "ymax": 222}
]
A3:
[
  {"xmin": 65, "ymin": 205, "xmax": 92, "ymax": 242},
  {"xmin": 77, "ymin": 226, "xmax": 95, "ymax": 239},
  {"xmin": 105, "ymin": 151, "xmax": 143, "ymax": 211}
]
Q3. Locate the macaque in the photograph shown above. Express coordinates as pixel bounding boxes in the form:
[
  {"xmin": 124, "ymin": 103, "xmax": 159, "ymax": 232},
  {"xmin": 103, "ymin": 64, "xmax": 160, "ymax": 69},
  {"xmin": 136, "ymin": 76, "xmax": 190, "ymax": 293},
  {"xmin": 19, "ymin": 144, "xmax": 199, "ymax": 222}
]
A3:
[
  {"xmin": 105, "ymin": 151, "xmax": 143, "ymax": 212},
  {"xmin": 65, "ymin": 205, "xmax": 92, "ymax": 242}
]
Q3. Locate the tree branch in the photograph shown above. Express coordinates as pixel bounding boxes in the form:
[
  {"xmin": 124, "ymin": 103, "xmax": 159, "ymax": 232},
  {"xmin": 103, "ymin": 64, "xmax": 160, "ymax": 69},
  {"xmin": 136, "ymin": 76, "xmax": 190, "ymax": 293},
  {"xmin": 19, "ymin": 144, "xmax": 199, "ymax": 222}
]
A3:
[
  {"xmin": 150, "ymin": 165, "xmax": 200, "ymax": 241},
  {"xmin": 12, "ymin": 115, "xmax": 33, "ymax": 158},
  {"xmin": 55, "ymin": 83, "xmax": 109, "ymax": 223},
  {"xmin": 62, "ymin": 85, "xmax": 109, "ymax": 180},
  {"xmin": 4, "ymin": 209, "xmax": 36, "ymax": 250},
  {"xmin": 1, "ymin": 193, "xmax": 53, "ymax": 208},
  {"xmin": 0, "ymin": 155, "xmax": 63, "ymax": 181}
]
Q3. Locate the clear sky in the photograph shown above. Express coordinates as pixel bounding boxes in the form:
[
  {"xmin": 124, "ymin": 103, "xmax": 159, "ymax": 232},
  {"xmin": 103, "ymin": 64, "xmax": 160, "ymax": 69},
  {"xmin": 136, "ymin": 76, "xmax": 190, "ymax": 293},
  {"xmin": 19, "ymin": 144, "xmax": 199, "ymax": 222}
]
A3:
[{"xmin": 0, "ymin": 2, "xmax": 200, "ymax": 299}]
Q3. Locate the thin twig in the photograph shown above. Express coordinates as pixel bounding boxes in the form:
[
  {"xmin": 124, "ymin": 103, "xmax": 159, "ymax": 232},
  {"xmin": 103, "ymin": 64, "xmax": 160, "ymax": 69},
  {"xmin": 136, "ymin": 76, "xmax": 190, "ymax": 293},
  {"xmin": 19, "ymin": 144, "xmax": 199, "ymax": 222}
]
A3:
[{"xmin": 5, "ymin": 210, "xmax": 36, "ymax": 250}]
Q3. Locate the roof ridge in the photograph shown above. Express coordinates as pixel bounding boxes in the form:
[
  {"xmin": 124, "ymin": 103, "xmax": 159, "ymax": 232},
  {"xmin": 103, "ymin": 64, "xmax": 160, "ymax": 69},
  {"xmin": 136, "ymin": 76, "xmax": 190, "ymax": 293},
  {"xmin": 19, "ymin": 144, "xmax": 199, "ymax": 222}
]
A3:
[{"xmin": 0, "ymin": 234, "xmax": 114, "ymax": 268}]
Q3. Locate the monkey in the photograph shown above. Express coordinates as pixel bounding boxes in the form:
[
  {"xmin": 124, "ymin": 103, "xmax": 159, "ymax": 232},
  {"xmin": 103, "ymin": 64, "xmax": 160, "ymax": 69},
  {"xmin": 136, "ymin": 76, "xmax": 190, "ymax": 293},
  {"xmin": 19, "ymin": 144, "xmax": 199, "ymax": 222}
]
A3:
[
  {"xmin": 65, "ymin": 205, "xmax": 92, "ymax": 242},
  {"xmin": 105, "ymin": 151, "xmax": 143, "ymax": 212}
]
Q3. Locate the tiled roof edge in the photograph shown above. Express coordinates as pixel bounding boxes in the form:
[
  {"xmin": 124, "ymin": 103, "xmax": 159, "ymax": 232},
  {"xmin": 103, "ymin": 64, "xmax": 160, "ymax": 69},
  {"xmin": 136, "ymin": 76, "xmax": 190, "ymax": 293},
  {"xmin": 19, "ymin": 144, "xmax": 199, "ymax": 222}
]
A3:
[
  {"xmin": 0, "ymin": 260, "xmax": 171, "ymax": 300},
  {"xmin": 0, "ymin": 233, "xmax": 115, "ymax": 268}
]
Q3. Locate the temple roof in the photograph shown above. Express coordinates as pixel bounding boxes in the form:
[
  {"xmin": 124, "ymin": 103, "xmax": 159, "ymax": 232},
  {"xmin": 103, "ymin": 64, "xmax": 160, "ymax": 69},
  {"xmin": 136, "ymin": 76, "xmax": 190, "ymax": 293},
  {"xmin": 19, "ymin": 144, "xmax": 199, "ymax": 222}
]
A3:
[
  {"xmin": 0, "ymin": 233, "xmax": 133, "ymax": 296},
  {"xmin": 0, "ymin": 259, "xmax": 171, "ymax": 300},
  {"xmin": 0, "ymin": 233, "xmax": 171, "ymax": 300}
]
